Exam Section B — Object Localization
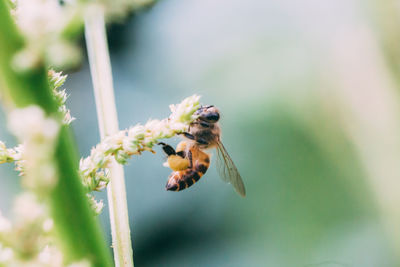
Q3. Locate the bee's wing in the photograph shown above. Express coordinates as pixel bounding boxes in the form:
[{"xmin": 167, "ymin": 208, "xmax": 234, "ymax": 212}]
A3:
[{"xmin": 216, "ymin": 141, "xmax": 246, "ymax": 197}]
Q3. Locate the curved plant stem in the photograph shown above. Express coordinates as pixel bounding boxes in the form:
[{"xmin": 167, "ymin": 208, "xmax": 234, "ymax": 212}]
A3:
[{"xmin": 84, "ymin": 4, "xmax": 134, "ymax": 267}]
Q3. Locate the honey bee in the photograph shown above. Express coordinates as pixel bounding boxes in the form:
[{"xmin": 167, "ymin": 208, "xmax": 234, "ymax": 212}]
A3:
[{"xmin": 159, "ymin": 105, "xmax": 246, "ymax": 197}]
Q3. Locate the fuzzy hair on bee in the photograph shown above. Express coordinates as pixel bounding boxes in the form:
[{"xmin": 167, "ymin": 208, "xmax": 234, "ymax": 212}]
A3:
[{"xmin": 159, "ymin": 105, "xmax": 246, "ymax": 197}]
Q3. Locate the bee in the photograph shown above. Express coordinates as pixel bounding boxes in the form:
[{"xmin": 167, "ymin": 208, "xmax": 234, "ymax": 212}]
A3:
[{"xmin": 159, "ymin": 105, "xmax": 246, "ymax": 197}]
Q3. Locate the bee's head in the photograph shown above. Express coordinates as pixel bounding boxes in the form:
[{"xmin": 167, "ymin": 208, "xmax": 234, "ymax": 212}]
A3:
[{"xmin": 195, "ymin": 105, "xmax": 220, "ymax": 123}]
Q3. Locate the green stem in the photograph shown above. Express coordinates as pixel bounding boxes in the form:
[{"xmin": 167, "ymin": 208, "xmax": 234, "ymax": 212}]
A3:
[
  {"xmin": 84, "ymin": 4, "xmax": 134, "ymax": 267},
  {"xmin": 0, "ymin": 2, "xmax": 113, "ymax": 266}
]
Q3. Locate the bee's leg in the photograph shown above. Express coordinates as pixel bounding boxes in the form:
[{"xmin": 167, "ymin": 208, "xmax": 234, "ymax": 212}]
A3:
[
  {"xmin": 182, "ymin": 132, "xmax": 195, "ymax": 140},
  {"xmin": 200, "ymin": 121, "xmax": 211, "ymax": 128},
  {"xmin": 181, "ymin": 132, "xmax": 209, "ymax": 146},
  {"xmin": 158, "ymin": 142, "xmax": 176, "ymax": 156},
  {"xmin": 158, "ymin": 142, "xmax": 186, "ymax": 159},
  {"xmin": 196, "ymin": 138, "xmax": 209, "ymax": 146}
]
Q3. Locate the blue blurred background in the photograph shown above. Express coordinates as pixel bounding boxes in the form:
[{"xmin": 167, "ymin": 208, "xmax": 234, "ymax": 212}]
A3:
[{"xmin": 2, "ymin": 0, "xmax": 400, "ymax": 266}]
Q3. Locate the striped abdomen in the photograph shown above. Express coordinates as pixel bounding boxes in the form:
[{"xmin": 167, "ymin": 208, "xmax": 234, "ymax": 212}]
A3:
[
  {"xmin": 165, "ymin": 143, "xmax": 210, "ymax": 192},
  {"xmin": 166, "ymin": 162, "xmax": 209, "ymax": 191}
]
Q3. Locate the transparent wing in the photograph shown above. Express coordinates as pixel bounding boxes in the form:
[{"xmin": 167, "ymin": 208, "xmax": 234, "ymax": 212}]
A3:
[{"xmin": 216, "ymin": 141, "xmax": 246, "ymax": 197}]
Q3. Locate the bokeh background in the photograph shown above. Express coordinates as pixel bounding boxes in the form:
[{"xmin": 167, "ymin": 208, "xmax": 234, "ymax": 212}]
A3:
[{"xmin": 2, "ymin": 0, "xmax": 400, "ymax": 266}]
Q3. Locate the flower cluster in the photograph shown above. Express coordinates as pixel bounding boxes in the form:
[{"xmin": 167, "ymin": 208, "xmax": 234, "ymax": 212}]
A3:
[
  {"xmin": 0, "ymin": 194, "xmax": 90, "ymax": 267},
  {"xmin": 0, "ymin": 142, "xmax": 22, "ymax": 165},
  {"xmin": 0, "ymin": 105, "xmax": 92, "ymax": 266},
  {"xmin": 0, "ymin": 193, "xmax": 51, "ymax": 260},
  {"xmin": 80, "ymin": 95, "xmax": 201, "ymax": 193},
  {"xmin": 0, "ymin": 74, "xmax": 98, "ymax": 214},
  {"xmin": 86, "ymin": 194, "xmax": 104, "ymax": 216},
  {"xmin": 10, "ymin": 0, "xmax": 156, "ymax": 71},
  {"xmin": 0, "ymin": 70, "xmax": 73, "ymax": 174},
  {"xmin": 48, "ymin": 70, "xmax": 75, "ymax": 125},
  {"xmin": 0, "ymin": 95, "xmax": 201, "ymax": 216},
  {"xmin": 8, "ymin": 106, "xmax": 60, "ymax": 194},
  {"xmin": 12, "ymin": 0, "xmax": 82, "ymax": 70}
]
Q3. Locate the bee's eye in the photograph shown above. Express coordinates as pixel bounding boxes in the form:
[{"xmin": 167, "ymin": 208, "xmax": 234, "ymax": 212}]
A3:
[{"xmin": 202, "ymin": 112, "xmax": 219, "ymax": 122}]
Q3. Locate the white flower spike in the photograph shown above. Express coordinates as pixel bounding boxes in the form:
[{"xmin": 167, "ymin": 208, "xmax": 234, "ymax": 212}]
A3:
[{"xmin": 80, "ymin": 95, "xmax": 201, "ymax": 194}]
